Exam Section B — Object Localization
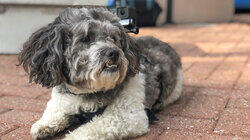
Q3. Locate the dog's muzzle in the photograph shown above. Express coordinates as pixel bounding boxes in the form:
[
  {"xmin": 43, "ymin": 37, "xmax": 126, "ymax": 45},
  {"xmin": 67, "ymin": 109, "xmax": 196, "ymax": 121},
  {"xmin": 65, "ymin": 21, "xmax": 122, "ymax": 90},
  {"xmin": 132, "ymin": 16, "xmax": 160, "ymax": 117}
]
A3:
[{"xmin": 103, "ymin": 49, "xmax": 120, "ymax": 72}]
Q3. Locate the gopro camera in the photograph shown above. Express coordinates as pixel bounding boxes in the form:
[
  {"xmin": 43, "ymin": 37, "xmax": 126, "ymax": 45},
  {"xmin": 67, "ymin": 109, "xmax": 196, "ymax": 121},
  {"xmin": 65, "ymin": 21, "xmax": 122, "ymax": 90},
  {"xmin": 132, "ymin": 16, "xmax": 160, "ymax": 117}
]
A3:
[{"xmin": 109, "ymin": 6, "xmax": 139, "ymax": 34}]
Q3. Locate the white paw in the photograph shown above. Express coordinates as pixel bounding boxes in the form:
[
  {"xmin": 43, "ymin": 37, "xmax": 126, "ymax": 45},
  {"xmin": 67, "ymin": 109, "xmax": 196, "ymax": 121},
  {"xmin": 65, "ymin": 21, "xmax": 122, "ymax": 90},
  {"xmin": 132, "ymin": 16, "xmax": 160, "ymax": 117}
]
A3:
[
  {"xmin": 63, "ymin": 134, "xmax": 76, "ymax": 140},
  {"xmin": 30, "ymin": 122, "xmax": 57, "ymax": 140}
]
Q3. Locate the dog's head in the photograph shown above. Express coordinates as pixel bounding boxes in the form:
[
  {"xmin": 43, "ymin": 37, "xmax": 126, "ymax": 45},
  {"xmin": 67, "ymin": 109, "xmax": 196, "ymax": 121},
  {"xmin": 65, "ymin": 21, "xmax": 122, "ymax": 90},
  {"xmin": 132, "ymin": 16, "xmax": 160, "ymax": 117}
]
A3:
[{"xmin": 18, "ymin": 7, "xmax": 141, "ymax": 94}]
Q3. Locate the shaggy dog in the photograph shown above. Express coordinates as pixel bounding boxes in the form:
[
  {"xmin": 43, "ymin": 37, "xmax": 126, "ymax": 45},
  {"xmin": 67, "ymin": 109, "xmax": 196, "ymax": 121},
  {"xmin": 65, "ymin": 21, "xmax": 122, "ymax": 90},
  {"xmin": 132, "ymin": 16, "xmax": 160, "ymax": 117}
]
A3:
[{"xmin": 18, "ymin": 7, "xmax": 183, "ymax": 140}]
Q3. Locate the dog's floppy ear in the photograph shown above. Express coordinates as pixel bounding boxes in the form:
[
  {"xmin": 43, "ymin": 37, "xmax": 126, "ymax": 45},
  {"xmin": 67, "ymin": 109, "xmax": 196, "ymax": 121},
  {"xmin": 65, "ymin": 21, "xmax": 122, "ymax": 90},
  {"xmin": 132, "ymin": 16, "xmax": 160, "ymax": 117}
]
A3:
[
  {"xmin": 18, "ymin": 18, "xmax": 66, "ymax": 88},
  {"xmin": 122, "ymin": 34, "xmax": 141, "ymax": 77}
]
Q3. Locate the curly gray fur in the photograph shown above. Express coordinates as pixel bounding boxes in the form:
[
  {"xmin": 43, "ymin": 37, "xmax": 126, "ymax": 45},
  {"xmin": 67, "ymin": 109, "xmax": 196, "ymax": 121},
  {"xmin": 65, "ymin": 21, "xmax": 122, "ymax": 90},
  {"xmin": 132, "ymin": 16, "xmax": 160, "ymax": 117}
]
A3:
[
  {"xmin": 136, "ymin": 36, "xmax": 182, "ymax": 111},
  {"xmin": 18, "ymin": 7, "xmax": 182, "ymax": 113},
  {"xmin": 18, "ymin": 7, "xmax": 140, "ymax": 89}
]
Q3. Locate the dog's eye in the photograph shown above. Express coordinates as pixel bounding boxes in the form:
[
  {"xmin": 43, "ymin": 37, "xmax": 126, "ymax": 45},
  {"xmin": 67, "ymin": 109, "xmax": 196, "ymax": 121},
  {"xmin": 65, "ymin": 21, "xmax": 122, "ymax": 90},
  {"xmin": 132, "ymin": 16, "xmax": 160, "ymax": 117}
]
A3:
[{"xmin": 81, "ymin": 36, "xmax": 91, "ymax": 43}]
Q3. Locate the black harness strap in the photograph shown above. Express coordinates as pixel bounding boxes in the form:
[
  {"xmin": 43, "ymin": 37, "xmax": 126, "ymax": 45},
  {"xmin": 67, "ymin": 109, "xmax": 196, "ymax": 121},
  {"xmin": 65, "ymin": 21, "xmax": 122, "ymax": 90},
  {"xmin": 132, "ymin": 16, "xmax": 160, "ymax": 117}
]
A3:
[
  {"xmin": 145, "ymin": 108, "xmax": 158, "ymax": 124},
  {"xmin": 75, "ymin": 106, "xmax": 107, "ymax": 124}
]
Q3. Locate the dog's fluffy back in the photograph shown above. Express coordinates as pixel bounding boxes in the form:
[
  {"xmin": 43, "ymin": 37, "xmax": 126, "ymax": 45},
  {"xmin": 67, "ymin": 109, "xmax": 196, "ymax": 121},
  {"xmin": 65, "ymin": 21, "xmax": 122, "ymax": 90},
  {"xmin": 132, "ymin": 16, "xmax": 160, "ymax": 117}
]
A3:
[{"xmin": 136, "ymin": 36, "xmax": 183, "ymax": 111}]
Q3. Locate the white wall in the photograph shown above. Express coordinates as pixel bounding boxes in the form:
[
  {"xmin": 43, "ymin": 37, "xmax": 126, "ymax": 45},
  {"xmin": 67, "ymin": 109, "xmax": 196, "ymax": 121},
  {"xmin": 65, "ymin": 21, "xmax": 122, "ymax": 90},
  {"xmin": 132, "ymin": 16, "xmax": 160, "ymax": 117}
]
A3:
[
  {"xmin": 0, "ymin": 0, "xmax": 108, "ymax": 54},
  {"xmin": 0, "ymin": 0, "xmax": 108, "ymax": 6},
  {"xmin": 172, "ymin": 0, "xmax": 234, "ymax": 23},
  {"xmin": 0, "ymin": 5, "xmax": 64, "ymax": 54}
]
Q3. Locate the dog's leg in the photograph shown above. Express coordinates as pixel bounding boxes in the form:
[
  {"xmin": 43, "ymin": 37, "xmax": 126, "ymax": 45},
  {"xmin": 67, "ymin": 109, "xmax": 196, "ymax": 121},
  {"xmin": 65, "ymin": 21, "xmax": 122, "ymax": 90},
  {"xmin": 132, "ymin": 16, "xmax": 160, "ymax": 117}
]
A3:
[
  {"xmin": 64, "ymin": 96, "xmax": 148, "ymax": 140},
  {"xmin": 31, "ymin": 88, "xmax": 80, "ymax": 139},
  {"xmin": 64, "ymin": 74, "xmax": 149, "ymax": 140}
]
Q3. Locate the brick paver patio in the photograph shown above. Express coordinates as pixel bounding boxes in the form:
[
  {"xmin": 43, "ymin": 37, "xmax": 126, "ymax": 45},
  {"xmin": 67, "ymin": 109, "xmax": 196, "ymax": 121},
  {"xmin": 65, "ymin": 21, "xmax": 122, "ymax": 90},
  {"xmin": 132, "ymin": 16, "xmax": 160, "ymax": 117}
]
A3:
[{"xmin": 0, "ymin": 14, "xmax": 249, "ymax": 140}]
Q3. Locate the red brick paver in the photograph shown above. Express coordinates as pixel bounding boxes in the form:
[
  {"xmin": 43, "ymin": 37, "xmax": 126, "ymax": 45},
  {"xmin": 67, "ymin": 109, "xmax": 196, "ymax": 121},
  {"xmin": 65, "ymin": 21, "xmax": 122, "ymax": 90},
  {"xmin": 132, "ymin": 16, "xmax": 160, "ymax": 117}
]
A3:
[
  {"xmin": 0, "ymin": 122, "xmax": 18, "ymax": 137},
  {"xmin": 37, "ymin": 91, "xmax": 52, "ymax": 101},
  {"xmin": 0, "ymin": 84, "xmax": 50, "ymax": 98},
  {"xmin": 0, "ymin": 96, "xmax": 47, "ymax": 112},
  {"xmin": 159, "ymin": 130, "xmax": 249, "ymax": 140},
  {"xmin": 156, "ymin": 115, "xmax": 215, "ymax": 133},
  {"xmin": 0, "ymin": 110, "xmax": 42, "ymax": 127},
  {"xmin": 214, "ymin": 108, "xmax": 249, "ymax": 136},
  {"xmin": 178, "ymin": 93, "xmax": 227, "ymax": 119},
  {"xmin": 0, "ymin": 108, "xmax": 9, "ymax": 114},
  {"xmin": 227, "ymin": 98, "xmax": 250, "ymax": 109},
  {"xmin": 1, "ymin": 127, "xmax": 31, "ymax": 140},
  {"xmin": 0, "ymin": 14, "xmax": 250, "ymax": 139}
]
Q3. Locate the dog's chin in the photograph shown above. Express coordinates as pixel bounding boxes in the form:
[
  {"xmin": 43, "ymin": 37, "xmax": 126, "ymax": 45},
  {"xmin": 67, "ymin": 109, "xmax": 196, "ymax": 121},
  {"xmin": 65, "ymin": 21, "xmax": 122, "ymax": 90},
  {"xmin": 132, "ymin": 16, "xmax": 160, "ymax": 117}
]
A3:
[
  {"xmin": 66, "ymin": 63, "xmax": 128, "ymax": 95},
  {"xmin": 65, "ymin": 56, "xmax": 129, "ymax": 95},
  {"xmin": 65, "ymin": 72, "xmax": 121, "ymax": 95}
]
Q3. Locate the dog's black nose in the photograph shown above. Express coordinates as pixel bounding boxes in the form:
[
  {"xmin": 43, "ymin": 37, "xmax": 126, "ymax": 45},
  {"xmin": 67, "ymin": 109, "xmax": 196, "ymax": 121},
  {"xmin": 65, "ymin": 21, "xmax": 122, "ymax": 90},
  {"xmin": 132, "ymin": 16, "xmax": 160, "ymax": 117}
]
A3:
[{"xmin": 106, "ymin": 50, "xmax": 119, "ymax": 62}]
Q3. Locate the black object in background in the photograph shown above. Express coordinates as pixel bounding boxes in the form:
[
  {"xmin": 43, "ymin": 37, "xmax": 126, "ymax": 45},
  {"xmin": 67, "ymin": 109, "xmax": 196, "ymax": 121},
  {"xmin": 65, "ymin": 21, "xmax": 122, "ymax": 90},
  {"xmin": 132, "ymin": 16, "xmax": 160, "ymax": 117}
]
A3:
[{"xmin": 135, "ymin": 0, "xmax": 162, "ymax": 27}]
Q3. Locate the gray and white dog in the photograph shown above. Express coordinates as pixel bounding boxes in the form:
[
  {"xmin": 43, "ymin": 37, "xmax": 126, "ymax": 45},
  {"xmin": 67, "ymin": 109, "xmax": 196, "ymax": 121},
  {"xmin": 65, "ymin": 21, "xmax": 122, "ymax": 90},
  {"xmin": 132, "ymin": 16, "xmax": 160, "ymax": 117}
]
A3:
[{"xmin": 18, "ymin": 7, "xmax": 183, "ymax": 140}]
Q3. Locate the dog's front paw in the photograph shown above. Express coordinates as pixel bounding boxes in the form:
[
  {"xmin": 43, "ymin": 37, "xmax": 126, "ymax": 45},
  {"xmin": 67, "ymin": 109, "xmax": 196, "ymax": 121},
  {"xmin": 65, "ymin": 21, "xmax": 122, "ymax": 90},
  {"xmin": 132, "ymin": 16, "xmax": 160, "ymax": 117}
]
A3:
[{"xmin": 31, "ymin": 122, "xmax": 58, "ymax": 140}]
